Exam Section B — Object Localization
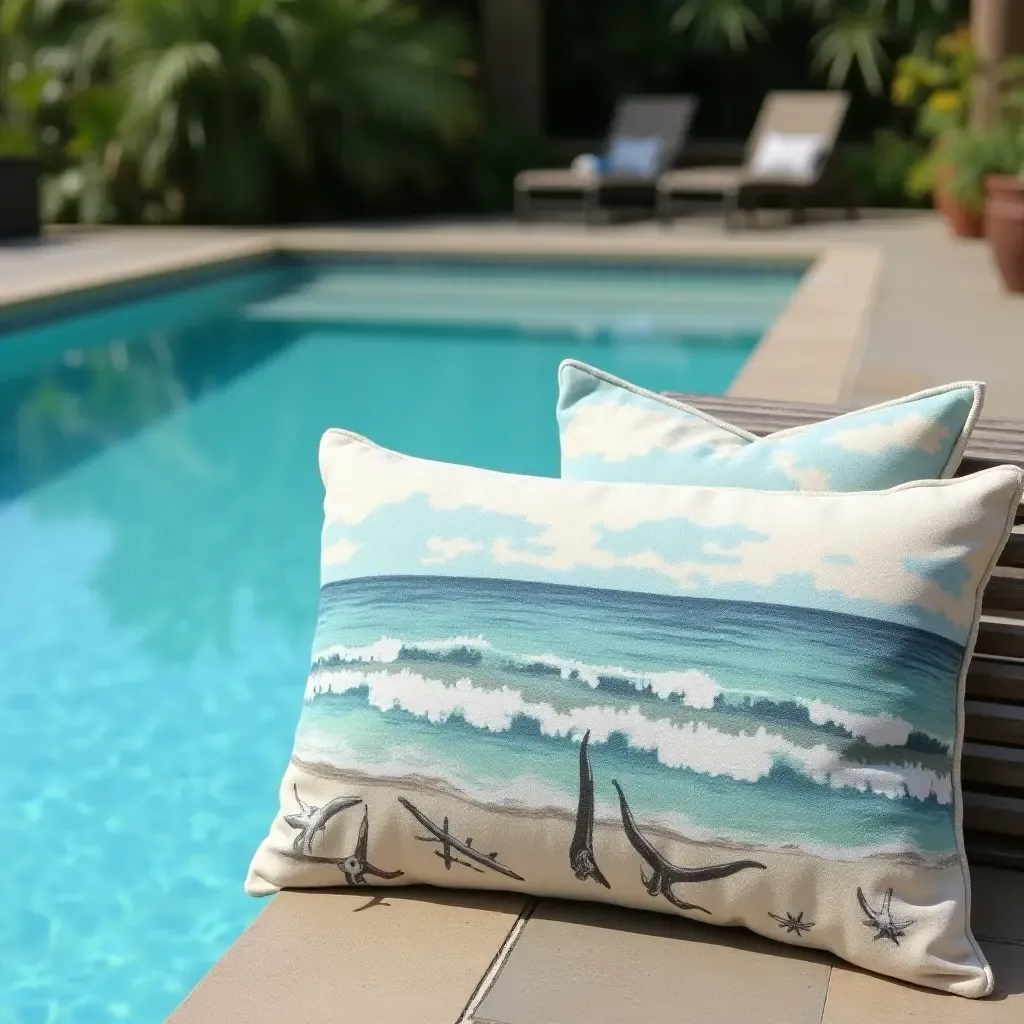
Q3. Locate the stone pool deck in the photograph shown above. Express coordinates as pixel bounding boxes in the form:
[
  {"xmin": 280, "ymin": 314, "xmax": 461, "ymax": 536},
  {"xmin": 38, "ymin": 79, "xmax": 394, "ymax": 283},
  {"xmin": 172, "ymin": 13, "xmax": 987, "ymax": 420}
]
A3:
[
  {"xmin": 170, "ymin": 868, "xmax": 1024, "ymax": 1024},
  {"xmin": 4, "ymin": 213, "xmax": 1024, "ymax": 1022},
  {"xmin": 2, "ymin": 211, "xmax": 1022, "ymax": 416}
]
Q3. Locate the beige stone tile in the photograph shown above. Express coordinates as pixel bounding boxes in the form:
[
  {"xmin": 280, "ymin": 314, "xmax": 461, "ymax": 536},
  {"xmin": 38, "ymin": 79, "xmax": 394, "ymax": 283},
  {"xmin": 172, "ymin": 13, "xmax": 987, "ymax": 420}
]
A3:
[
  {"xmin": 168, "ymin": 887, "xmax": 529, "ymax": 1024},
  {"xmin": 0, "ymin": 230, "xmax": 271, "ymax": 307},
  {"xmin": 971, "ymin": 865, "xmax": 1024, "ymax": 943},
  {"xmin": 821, "ymin": 941, "xmax": 1024, "ymax": 1024},
  {"xmin": 472, "ymin": 899, "xmax": 832, "ymax": 1024}
]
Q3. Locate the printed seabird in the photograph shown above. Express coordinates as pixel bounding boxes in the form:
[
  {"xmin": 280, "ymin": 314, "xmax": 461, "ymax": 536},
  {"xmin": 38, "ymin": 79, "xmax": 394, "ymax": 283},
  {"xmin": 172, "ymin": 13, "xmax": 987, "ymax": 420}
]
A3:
[
  {"xmin": 613, "ymin": 780, "xmax": 766, "ymax": 914},
  {"xmin": 339, "ymin": 807, "xmax": 405, "ymax": 885},
  {"xmin": 284, "ymin": 784, "xmax": 362, "ymax": 853},
  {"xmin": 569, "ymin": 730, "xmax": 610, "ymax": 888}
]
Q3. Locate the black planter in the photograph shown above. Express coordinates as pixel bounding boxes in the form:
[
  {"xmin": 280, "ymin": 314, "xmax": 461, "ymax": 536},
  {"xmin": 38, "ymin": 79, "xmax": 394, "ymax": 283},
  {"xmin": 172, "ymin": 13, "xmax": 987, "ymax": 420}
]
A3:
[{"xmin": 0, "ymin": 157, "xmax": 41, "ymax": 239}]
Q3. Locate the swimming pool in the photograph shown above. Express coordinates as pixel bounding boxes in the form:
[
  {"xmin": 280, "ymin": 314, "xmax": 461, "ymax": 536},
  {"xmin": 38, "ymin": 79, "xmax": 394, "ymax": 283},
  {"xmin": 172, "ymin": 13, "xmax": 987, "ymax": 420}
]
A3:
[{"xmin": 0, "ymin": 255, "xmax": 802, "ymax": 1022}]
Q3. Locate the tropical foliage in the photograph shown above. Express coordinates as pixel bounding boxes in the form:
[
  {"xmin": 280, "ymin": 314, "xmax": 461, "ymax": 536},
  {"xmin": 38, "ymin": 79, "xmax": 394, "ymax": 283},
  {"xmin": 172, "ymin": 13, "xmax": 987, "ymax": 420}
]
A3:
[
  {"xmin": 840, "ymin": 129, "xmax": 930, "ymax": 208},
  {"xmin": 670, "ymin": 0, "xmax": 962, "ymax": 95},
  {"xmin": 942, "ymin": 64, "xmax": 1024, "ymax": 205},
  {"xmin": 4, "ymin": 0, "xmax": 484, "ymax": 223},
  {"xmin": 893, "ymin": 26, "xmax": 1024, "ymax": 200},
  {"xmin": 892, "ymin": 24, "xmax": 975, "ymax": 140}
]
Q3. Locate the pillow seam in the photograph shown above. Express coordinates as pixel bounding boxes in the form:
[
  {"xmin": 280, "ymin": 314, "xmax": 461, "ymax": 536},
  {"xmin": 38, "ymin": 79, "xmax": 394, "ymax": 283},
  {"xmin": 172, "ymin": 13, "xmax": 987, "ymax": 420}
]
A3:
[
  {"xmin": 950, "ymin": 469, "xmax": 1024, "ymax": 995},
  {"xmin": 323, "ymin": 427, "xmax": 1021, "ymax": 499},
  {"xmin": 558, "ymin": 360, "xmax": 986, "ymax": 477}
]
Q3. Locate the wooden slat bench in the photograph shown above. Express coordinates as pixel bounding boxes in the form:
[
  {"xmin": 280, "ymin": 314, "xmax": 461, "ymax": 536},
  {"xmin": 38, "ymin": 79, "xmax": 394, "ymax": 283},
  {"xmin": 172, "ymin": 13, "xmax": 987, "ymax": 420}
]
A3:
[{"xmin": 666, "ymin": 391, "xmax": 1024, "ymax": 871}]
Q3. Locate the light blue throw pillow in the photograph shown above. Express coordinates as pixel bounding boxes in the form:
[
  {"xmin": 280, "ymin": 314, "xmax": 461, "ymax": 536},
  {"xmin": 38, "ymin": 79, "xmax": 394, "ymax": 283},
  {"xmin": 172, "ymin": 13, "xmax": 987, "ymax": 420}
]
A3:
[
  {"xmin": 605, "ymin": 135, "xmax": 664, "ymax": 176},
  {"xmin": 558, "ymin": 360, "xmax": 984, "ymax": 490}
]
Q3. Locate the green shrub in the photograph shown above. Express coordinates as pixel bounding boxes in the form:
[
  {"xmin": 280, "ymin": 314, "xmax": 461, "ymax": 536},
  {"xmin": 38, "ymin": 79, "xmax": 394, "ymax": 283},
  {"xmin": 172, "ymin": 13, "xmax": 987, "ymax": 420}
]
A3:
[
  {"xmin": 842, "ymin": 129, "xmax": 929, "ymax": 208},
  {"xmin": 12, "ymin": 0, "xmax": 489, "ymax": 223}
]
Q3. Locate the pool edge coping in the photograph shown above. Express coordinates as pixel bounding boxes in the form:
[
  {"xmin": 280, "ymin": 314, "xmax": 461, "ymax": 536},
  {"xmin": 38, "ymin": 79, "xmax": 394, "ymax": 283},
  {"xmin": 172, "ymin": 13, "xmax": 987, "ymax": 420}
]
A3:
[{"xmin": 1, "ymin": 228, "xmax": 882, "ymax": 404}]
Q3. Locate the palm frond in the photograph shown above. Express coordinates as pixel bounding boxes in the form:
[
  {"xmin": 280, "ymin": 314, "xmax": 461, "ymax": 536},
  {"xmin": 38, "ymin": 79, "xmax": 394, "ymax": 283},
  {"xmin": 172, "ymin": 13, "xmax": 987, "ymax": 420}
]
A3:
[
  {"xmin": 811, "ymin": 8, "xmax": 889, "ymax": 95},
  {"xmin": 246, "ymin": 51, "xmax": 309, "ymax": 170},
  {"xmin": 670, "ymin": 0, "xmax": 768, "ymax": 51},
  {"xmin": 21, "ymin": 0, "xmax": 487, "ymax": 222}
]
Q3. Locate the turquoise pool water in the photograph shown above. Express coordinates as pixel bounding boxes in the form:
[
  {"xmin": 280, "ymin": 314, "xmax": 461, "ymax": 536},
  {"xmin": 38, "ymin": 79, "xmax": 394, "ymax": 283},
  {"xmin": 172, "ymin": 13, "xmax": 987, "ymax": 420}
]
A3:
[{"xmin": 0, "ymin": 256, "xmax": 801, "ymax": 1022}]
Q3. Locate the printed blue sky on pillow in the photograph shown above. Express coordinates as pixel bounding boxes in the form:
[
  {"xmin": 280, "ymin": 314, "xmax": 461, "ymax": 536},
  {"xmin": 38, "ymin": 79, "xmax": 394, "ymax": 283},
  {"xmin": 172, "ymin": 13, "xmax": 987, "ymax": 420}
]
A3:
[{"xmin": 558, "ymin": 361, "xmax": 984, "ymax": 490}]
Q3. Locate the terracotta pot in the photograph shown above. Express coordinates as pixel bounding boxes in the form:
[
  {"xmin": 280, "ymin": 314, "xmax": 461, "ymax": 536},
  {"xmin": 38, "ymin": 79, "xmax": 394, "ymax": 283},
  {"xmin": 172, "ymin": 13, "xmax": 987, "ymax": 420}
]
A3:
[
  {"xmin": 985, "ymin": 175, "xmax": 1024, "ymax": 293},
  {"xmin": 934, "ymin": 166, "xmax": 985, "ymax": 238}
]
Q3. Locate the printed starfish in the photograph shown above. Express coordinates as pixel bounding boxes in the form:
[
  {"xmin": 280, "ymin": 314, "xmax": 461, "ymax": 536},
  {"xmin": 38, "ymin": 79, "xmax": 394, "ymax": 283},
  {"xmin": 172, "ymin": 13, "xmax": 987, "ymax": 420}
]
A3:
[
  {"xmin": 768, "ymin": 910, "xmax": 815, "ymax": 936},
  {"xmin": 339, "ymin": 807, "xmax": 405, "ymax": 885},
  {"xmin": 569, "ymin": 731, "xmax": 610, "ymax": 888},
  {"xmin": 284, "ymin": 785, "xmax": 362, "ymax": 854},
  {"xmin": 857, "ymin": 887, "xmax": 914, "ymax": 946},
  {"xmin": 613, "ymin": 781, "xmax": 766, "ymax": 914}
]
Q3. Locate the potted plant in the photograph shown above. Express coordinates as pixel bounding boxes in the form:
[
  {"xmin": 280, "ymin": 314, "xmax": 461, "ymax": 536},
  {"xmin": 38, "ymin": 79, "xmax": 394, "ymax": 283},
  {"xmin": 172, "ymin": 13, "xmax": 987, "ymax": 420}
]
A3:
[
  {"xmin": 0, "ymin": 65, "xmax": 43, "ymax": 239},
  {"xmin": 894, "ymin": 26, "xmax": 976, "ymax": 224},
  {"xmin": 938, "ymin": 128, "xmax": 1019, "ymax": 238},
  {"xmin": 984, "ymin": 126, "xmax": 1024, "ymax": 292},
  {"xmin": 981, "ymin": 59, "xmax": 1024, "ymax": 291},
  {"xmin": 911, "ymin": 129, "xmax": 984, "ymax": 236},
  {"xmin": 986, "ymin": 171, "xmax": 1024, "ymax": 291}
]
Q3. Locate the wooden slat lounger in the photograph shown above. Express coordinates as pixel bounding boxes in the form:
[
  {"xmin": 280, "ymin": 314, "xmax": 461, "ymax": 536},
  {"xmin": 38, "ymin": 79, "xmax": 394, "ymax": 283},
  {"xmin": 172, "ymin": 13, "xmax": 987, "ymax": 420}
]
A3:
[
  {"xmin": 665, "ymin": 391, "xmax": 1024, "ymax": 870},
  {"xmin": 514, "ymin": 95, "xmax": 698, "ymax": 224},
  {"xmin": 656, "ymin": 91, "xmax": 857, "ymax": 228}
]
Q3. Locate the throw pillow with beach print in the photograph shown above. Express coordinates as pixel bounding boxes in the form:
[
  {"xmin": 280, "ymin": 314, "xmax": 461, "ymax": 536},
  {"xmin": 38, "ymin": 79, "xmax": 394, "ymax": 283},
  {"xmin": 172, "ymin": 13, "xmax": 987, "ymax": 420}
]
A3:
[
  {"xmin": 557, "ymin": 360, "xmax": 984, "ymax": 489},
  {"xmin": 248, "ymin": 430, "xmax": 1022, "ymax": 997}
]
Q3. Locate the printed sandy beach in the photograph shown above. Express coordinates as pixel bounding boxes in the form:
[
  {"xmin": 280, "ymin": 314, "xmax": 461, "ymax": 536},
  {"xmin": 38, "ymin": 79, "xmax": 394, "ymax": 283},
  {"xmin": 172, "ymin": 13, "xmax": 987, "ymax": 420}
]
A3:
[{"xmin": 246, "ymin": 756, "xmax": 983, "ymax": 996}]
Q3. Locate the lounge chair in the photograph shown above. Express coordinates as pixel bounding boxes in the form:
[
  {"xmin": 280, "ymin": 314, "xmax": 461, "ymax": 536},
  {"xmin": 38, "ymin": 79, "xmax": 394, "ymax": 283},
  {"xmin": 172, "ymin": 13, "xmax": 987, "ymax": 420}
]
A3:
[
  {"xmin": 656, "ymin": 91, "xmax": 853, "ymax": 228},
  {"xmin": 514, "ymin": 95, "xmax": 698, "ymax": 224}
]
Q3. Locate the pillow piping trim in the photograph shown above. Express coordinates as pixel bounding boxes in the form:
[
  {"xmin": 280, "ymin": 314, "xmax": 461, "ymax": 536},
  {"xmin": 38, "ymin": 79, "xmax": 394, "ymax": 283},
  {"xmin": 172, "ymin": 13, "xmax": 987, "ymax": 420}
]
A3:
[
  {"xmin": 322, "ymin": 427, "xmax": 1019, "ymax": 501},
  {"xmin": 557, "ymin": 359, "xmax": 986, "ymax": 479},
  {"xmin": 947, "ymin": 468, "xmax": 1023, "ymax": 997}
]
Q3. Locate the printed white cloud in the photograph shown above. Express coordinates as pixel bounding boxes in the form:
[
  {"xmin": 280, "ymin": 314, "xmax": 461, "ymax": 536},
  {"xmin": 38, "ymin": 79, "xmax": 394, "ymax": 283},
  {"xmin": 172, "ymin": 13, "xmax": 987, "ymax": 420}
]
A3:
[
  {"xmin": 823, "ymin": 412, "xmax": 950, "ymax": 456},
  {"xmin": 768, "ymin": 449, "xmax": 831, "ymax": 491},
  {"xmin": 560, "ymin": 401, "xmax": 746, "ymax": 462},
  {"xmin": 422, "ymin": 537, "xmax": 484, "ymax": 565},
  {"xmin": 322, "ymin": 537, "xmax": 360, "ymax": 564},
  {"xmin": 319, "ymin": 431, "xmax": 1021, "ymax": 635}
]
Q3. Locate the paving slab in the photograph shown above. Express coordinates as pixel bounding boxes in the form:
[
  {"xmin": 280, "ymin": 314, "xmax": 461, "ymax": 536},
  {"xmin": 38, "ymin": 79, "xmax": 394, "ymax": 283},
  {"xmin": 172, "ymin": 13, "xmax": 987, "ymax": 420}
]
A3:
[
  {"xmin": 472, "ymin": 899, "xmax": 833, "ymax": 1024},
  {"xmin": 168, "ymin": 887, "xmax": 529, "ymax": 1024},
  {"xmin": 821, "ymin": 941, "xmax": 1024, "ymax": 1024},
  {"xmin": 0, "ymin": 229, "xmax": 267, "ymax": 307}
]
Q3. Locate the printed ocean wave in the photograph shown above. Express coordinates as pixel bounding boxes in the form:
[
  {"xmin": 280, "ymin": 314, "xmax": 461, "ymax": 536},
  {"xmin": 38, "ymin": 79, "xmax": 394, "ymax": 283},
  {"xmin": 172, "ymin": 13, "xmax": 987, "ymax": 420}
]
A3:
[
  {"xmin": 806, "ymin": 700, "xmax": 913, "ymax": 747},
  {"xmin": 313, "ymin": 635, "xmax": 491, "ymax": 668},
  {"xmin": 304, "ymin": 667, "xmax": 952, "ymax": 805},
  {"xmin": 309, "ymin": 636, "xmax": 925, "ymax": 747}
]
